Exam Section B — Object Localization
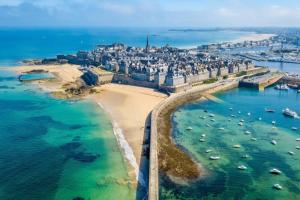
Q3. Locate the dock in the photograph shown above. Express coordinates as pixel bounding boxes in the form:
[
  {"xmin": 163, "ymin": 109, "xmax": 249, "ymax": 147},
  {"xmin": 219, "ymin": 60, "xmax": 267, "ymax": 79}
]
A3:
[{"xmin": 239, "ymin": 72, "xmax": 285, "ymax": 90}]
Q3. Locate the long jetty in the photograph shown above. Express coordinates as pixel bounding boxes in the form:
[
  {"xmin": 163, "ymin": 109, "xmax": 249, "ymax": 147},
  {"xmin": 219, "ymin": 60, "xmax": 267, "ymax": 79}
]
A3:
[{"xmin": 148, "ymin": 79, "xmax": 239, "ymax": 200}]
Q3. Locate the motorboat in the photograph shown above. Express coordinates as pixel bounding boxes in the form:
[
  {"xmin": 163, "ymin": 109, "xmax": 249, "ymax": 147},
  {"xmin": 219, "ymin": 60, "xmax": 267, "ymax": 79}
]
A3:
[
  {"xmin": 206, "ymin": 124, "xmax": 211, "ymax": 127},
  {"xmin": 211, "ymin": 119, "xmax": 216, "ymax": 122},
  {"xmin": 209, "ymin": 113, "xmax": 215, "ymax": 117},
  {"xmin": 282, "ymin": 108, "xmax": 298, "ymax": 118},
  {"xmin": 218, "ymin": 127, "xmax": 225, "ymax": 131},
  {"xmin": 273, "ymin": 184, "xmax": 283, "ymax": 190},
  {"xmin": 258, "ymin": 117, "xmax": 262, "ymax": 121},
  {"xmin": 186, "ymin": 127, "xmax": 193, "ymax": 131},
  {"xmin": 200, "ymin": 116, "xmax": 206, "ymax": 119},
  {"xmin": 298, "ymin": 89, "xmax": 300, "ymax": 93},
  {"xmin": 270, "ymin": 168, "xmax": 282, "ymax": 175},
  {"xmin": 231, "ymin": 114, "xmax": 236, "ymax": 118},
  {"xmin": 291, "ymin": 127, "xmax": 298, "ymax": 131},
  {"xmin": 205, "ymin": 149, "xmax": 212, "ymax": 153},
  {"xmin": 238, "ymin": 165, "xmax": 247, "ymax": 170},
  {"xmin": 245, "ymin": 131, "xmax": 251, "ymax": 135},
  {"xmin": 233, "ymin": 144, "xmax": 241, "ymax": 148},
  {"xmin": 209, "ymin": 156, "xmax": 220, "ymax": 160},
  {"xmin": 272, "ymin": 121, "xmax": 276, "ymax": 125},
  {"xmin": 251, "ymin": 138, "xmax": 257, "ymax": 141},
  {"xmin": 296, "ymin": 138, "xmax": 300, "ymax": 141},
  {"xmin": 275, "ymin": 84, "xmax": 289, "ymax": 90},
  {"xmin": 199, "ymin": 138, "xmax": 206, "ymax": 142},
  {"xmin": 240, "ymin": 119, "xmax": 245, "ymax": 122},
  {"xmin": 201, "ymin": 134, "xmax": 206, "ymax": 138},
  {"xmin": 287, "ymin": 84, "xmax": 299, "ymax": 89},
  {"xmin": 229, "ymin": 108, "xmax": 233, "ymax": 111},
  {"xmin": 296, "ymin": 146, "xmax": 300, "ymax": 150},
  {"xmin": 288, "ymin": 151, "xmax": 295, "ymax": 155},
  {"xmin": 271, "ymin": 140, "xmax": 277, "ymax": 145},
  {"xmin": 238, "ymin": 122, "xmax": 243, "ymax": 126}
]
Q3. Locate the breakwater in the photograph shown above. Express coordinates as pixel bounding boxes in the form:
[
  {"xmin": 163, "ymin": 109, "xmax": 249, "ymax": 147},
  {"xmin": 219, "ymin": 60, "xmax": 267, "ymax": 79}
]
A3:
[{"xmin": 149, "ymin": 79, "xmax": 239, "ymax": 200}]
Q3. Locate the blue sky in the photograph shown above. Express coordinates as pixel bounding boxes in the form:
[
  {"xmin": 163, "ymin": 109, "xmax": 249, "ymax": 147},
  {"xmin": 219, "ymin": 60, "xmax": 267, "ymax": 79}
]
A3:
[{"xmin": 0, "ymin": 0, "xmax": 300, "ymax": 27}]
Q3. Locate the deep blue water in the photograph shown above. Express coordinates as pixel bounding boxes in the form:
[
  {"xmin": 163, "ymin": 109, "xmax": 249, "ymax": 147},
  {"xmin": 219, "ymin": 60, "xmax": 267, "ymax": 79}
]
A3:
[{"xmin": 0, "ymin": 28, "xmax": 251, "ymax": 66}]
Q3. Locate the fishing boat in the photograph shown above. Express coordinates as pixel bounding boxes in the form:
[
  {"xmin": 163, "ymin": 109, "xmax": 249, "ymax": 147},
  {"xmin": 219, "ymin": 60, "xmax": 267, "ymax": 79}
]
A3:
[
  {"xmin": 209, "ymin": 156, "xmax": 220, "ymax": 160},
  {"xmin": 270, "ymin": 168, "xmax": 282, "ymax": 175},
  {"xmin": 238, "ymin": 165, "xmax": 247, "ymax": 170},
  {"xmin": 273, "ymin": 184, "xmax": 283, "ymax": 190},
  {"xmin": 275, "ymin": 84, "xmax": 289, "ymax": 90},
  {"xmin": 282, "ymin": 108, "xmax": 298, "ymax": 118},
  {"xmin": 271, "ymin": 140, "xmax": 277, "ymax": 145}
]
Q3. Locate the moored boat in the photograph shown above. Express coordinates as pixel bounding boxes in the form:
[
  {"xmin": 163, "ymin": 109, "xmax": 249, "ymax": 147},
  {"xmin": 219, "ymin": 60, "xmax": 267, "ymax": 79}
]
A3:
[
  {"xmin": 270, "ymin": 168, "xmax": 282, "ymax": 175},
  {"xmin": 265, "ymin": 108, "xmax": 275, "ymax": 113},
  {"xmin": 273, "ymin": 183, "xmax": 283, "ymax": 190},
  {"xmin": 209, "ymin": 156, "xmax": 220, "ymax": 160},
  {"xmin": 271, "ymin": 140, "xmax": 277, "ymax": 145},
  {"xmin": 186, "ymin": 127, "xmax": 193, "ymax": 131},
  {"xmin": 233, "ymin": 144, "xmax": 241, "ymax": 148},
  {"xmin": 238, "ymin": 165, "xmax": 247, "ymax": 170},
  {"xmin": 288, "ymin": 151, "xmax": 295, "ymax": 155},
  {"xmin": 275, "ymin": 84, "xmax": 289, "ymax": 90},
  {"xmin": 282, "ymin": 108, "xmax": 298, "ymax": 118}
]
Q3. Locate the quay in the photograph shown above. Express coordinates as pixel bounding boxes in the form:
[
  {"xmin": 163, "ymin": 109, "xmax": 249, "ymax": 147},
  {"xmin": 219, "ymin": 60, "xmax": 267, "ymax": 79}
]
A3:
[{"xmin": 239, "ymin": 72, "xmax": 285, "ymax": 90}]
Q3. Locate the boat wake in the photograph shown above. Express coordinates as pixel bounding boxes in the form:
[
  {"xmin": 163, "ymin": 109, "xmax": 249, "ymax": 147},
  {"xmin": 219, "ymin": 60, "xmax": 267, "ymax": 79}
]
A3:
[{"xmin": 97, "ymin": 102, "xmax": 146, "ymax": 187}]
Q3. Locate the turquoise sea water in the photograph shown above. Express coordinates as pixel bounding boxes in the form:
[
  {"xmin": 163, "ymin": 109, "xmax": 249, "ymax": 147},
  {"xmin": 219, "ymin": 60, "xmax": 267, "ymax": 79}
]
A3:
[
  {"xmin": 160, "ymin": 87, "xmax": 300, "ymax": 200},
  {"xmin": 0, "ymin": 28, "xmax": 251, "ymax": 66},
  {"xmin": 0, "ymin": 70, "xmax": 135, "ymax": 200}
]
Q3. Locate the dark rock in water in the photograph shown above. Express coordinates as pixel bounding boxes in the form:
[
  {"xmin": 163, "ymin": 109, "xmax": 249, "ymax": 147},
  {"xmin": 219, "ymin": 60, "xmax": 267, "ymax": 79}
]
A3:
[
  {"xmin": 73, "ymin": 152, "xmax": 100, "ymax": 163},
  {"xmin": 0, "ymin": 85, "xmax": 15, "ymax": 89},
  {"xmin": 73, "ymin": 197, "xmax": 85, "ymax": 200},
  {"xmin": 72, "ymin": 136, "xmax": 81, "ymax": 141},
  {"xmin": 69, "ymin": 124, "xmax": 83, "ymax": 130},
  {"xmin": 60, "ymin": 142, "xmax": 82, "ymax": 151}
]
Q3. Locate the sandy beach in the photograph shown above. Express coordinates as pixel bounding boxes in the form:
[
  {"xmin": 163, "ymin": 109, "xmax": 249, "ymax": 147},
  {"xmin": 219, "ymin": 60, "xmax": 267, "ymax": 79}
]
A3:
[
  {"xmin": 232, "ymin": 33, "xmax": 276, "ymax": 43},
  {"xmin": 89, "ymin": 84, "xmax": 167, "ymax": 183},
  {"xmin": 3, "ymin": 64, "xmax": 83, "ymax": 92}
]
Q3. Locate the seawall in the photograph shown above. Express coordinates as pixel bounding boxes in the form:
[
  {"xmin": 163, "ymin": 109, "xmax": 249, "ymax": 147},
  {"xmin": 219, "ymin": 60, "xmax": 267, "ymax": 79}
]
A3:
[{"xmin": 148, "ymin": 79, "xmax": 239, "ymax": 200}]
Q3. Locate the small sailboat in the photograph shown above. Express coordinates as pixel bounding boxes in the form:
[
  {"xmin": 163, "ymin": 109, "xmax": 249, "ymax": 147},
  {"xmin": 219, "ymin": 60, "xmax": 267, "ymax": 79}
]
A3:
[
  {"xmin": 273, "ymin": 184, "xmax": 283, "ymax": 190},
  {"xmin": 271, "ymin": 140, "xmax": 277, "ymax": 145},
  {"xmin": 270, "ymin": 168, "xmax": 282, "ymax": 175},
  {"xmin": 238, "ymin": 165, "xmax": 247, "ymax": 170},
  {"xmin": 209, "ymin": 156, "xmax": 220, "ymax": 160}
]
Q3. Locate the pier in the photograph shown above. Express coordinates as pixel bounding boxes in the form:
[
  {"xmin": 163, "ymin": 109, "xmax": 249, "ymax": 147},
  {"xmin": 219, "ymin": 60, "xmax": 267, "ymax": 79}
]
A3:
[{"xmin": 239, "ymin": 72, "xmax": 285, "ymax": 90}]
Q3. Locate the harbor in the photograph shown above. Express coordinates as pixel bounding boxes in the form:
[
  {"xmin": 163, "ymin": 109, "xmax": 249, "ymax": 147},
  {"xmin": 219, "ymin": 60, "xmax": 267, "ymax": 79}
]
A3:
[{"xmin": 239, "ymin": 72, "xmax": 285, "ymax": 90}]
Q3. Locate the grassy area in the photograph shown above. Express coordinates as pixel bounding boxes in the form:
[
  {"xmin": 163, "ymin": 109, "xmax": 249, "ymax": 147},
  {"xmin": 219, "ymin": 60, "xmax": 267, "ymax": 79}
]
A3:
[
  {"xmin": 203, "ymin": 78, "xmax": 218, "ymax": 84},
  {"xmin": 235, "ymin": 71, "xmax": 247, "ymax": 77}
]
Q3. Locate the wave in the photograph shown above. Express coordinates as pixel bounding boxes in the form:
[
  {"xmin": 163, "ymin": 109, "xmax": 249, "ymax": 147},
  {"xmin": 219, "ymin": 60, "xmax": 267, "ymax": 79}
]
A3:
[{"xmin": 97, "ymin": 102, "xmax": 146, "ymax": 187}]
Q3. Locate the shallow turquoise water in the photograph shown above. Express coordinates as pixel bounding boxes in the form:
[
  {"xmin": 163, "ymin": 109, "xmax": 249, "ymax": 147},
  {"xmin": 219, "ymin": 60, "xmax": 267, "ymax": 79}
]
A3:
[
  {"xmin": 0, "ymin": 70, "xmax": 135, "ymax": 200},
  {"xmin": 160, "ymin": 87, "xmax": 300, "ymax": 200},
  {"xmin": 19, "ymin": 72, "xmax": 54, "ymax": 81}
]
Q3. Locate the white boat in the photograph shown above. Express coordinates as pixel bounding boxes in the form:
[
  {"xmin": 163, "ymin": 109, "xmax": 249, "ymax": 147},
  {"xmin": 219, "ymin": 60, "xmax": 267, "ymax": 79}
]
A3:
[
  {"xmin": 247, "ymin": 112, "xmax": 251, "ymax": 116},
  {"xmin": 296, "ymin": 146, "xmax": 300, "ymax": 150},
  {"xmin": 251, "ymin": 138, "xmax": 257, "ymax": 141},
  {"xmin": 273, "ymin": 184, "xmax": 283, "ymax": 190},
  {"xmin": 209, "ymin": 113, "xmax": 215, "ymax": 117},
  {"xmin": 206, "ymin": 124, "xmax": 211, "ymax": 127},
  {"xmin": 298, "ymin": 89, "xmax": 300, "ymax": 93},
  {"xmin": 231, "ymin": 114, "xmax": 236, "ymax": 117},
  {"xmin": 270, "ymin": 168, "xmax": 282, "ymax": 175},
  {"xmin": 296, "ymin": 138, "xmax": 300, "ymax": 141},
  {"xmin": 240, "ymin": 119, "xmax": 245, "ymax": 122},
  {"xmin": 245, "ymin": 131, "xmax": 251, "ymax": 135},
  {"xmin": 238, "ymin": 165, "xmax": 247, "ymax": 170},
  {"xmin": 205, "ymin": 149, "xmax": 212, "ymax": 153},
  {"xmin": 233, "ymin": 144, "xmax": 241, "ymax": 148},
  {"xmin": 282, "ymin": 108, "xmax": 298, "ymax": 118},
  {"xmin": 218, "ymin": 127, "xmax": 225, "ymax": 131},
  {"xmin": 211, "ymin": 119, "xmax": 216, "ymax": 122},
  {"xmin": 201, "ymin": 134, "xmax": 206, "ymax": 138},
  {"xmin": 288, "ymin": 151, "xmax": 295, "ymax": 155},
  {"xmin": 186, "ymin": 127, "xmax": 193, "ymax": 131},
  {"xmin": 209, "ymin": 156, "xmax": 220, "ymax": 160},
  {"xmin": 258, "ymin": 117, "xmax": 262, "ymax": 121},
  {"xmin": 238, "ymin": 122, "xmax": 243, "ymax": 126},
  {"xmin": 229, "ymin": 108, "xmax": 233, "ymax": 111},
  {"xmin": 275, "ymin": 84, "xmax": 289, "ymax": 90},
  {"xmin": 238, "ymin": 111, "xmax": 241, "ymax": 114},
  {"xmin": 200, "ymin": 138, "xmax": 206, "ymax": 142},
  {"xmin": 271, "ymin": 140, "xmax": 277, "ymax": 145},
  {"xmin": 200, "ymin": 116, "xmax": 206, "ymax": 119},
  {"xmin": 265, "ymin": 108, "xmax": 275, "ymax": 113},
  {"xmin": 291, "ymin": 127, "xmax": 298, "ymax": 131},
  {"xmin": 272, "ymin": 121, "xmax": 276, "ymax": 125}
]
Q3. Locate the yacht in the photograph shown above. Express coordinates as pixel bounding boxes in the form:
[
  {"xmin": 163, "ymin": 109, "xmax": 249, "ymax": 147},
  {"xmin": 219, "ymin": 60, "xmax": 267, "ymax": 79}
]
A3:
[
  {"xmin": 273, "ymin": 184, "xmax": 283, "ymax": 190},
  {"xmin": 275, "ymin": 84, "xmax": 289, "ymax": 90},
  {"xmin": 271, "ymin": 140, "xmax": 277, "ymax": 145},
  {"xmin": 209, "ymin": 156, "xmax": 220, "ymax": 160},
  {"xmin": 282, "ymin": 108, "xmax": 298, "ymax": 118},
  {"xmin": 238, "ymin": 165, "xmax": 247, "ymax": 170},
  {"xmin": 270, "ymin": 168, "xmax": 282, "ymax": 175}
]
